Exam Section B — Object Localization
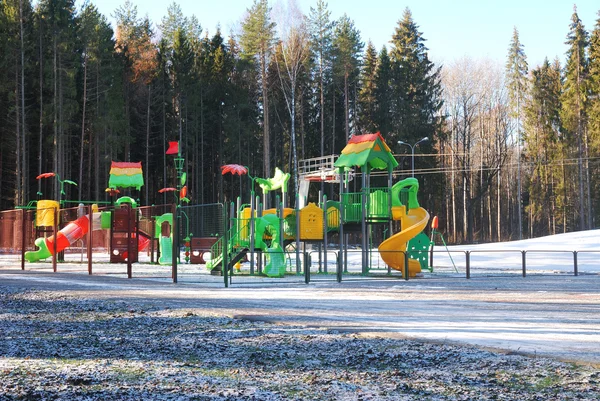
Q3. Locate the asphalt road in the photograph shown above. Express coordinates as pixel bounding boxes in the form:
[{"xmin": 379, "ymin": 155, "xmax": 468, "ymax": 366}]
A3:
[{"xmin": 1, "ymin": 268, "xmax": 599, "ymax": 365}]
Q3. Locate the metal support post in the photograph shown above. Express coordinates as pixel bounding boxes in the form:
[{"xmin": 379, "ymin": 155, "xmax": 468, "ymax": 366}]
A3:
[
  {"xmin": 223, "ymin": 205, "xmax": 229, "ymax": 288},
  {"xmin": 323, "ymin": 194, "xmax": 328, "ymax": 274},
  {"xmin": 52, "ymin": 209, "xmax": 58, "ymax": 273},
  {"xmin": 404, "ymin": 250, "xmax": 409, "ymax": 281},
  {"xmin": 20, "ymin": 209, "xmax": 26, "ymax": 271},
  {"xmin": 127, "ymin": 204, "xmax": 132, "ymax": 279},
  {"xmin": 171, "ymin": 203, "xmax": 178, "ymax": 283},
  {"xmin": 87, "ymin": 205, "xmax": 93, "ymax": 275}
]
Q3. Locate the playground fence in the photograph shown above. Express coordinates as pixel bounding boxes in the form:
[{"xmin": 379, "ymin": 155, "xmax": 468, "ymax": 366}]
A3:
[{"xmin": 2, "ymin": 202, "xmax": 598, "ymax": 286}]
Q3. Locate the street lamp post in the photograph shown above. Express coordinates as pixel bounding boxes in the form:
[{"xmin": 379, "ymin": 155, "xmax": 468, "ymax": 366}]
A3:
[{"xmin": 397, "ymin": 137, "xmax": 429, "ymax": 177}]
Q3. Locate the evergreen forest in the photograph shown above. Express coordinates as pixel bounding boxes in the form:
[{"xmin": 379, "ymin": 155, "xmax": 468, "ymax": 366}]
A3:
[{"xmin": 1, "ymin": 0, "xmax": 600, "ymax": 244}]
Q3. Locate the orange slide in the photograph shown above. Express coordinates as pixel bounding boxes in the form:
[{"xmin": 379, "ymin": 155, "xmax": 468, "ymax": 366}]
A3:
[
  {"xmin": 25, "ymin": 215, "xmax": 90, "ymax": 262},
  {"xmin": 378, "ymin": 206, "xmax": 430, "ymax": 277}
]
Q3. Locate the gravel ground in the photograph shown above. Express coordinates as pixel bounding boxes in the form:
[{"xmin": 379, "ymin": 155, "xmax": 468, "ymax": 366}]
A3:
[{"xmin": 0, "ymin": 287, "xmax": 599, "ymax": 401}]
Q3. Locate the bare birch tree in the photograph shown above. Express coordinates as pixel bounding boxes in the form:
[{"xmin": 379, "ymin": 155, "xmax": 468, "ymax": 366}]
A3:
[{"xmin": 274, "ymin": 0, "xmax": 309, "ymax": 202}]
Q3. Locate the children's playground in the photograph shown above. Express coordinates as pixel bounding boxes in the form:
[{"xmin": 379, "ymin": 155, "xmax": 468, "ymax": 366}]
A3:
[{"xmin": 1, "ymin": 133, "xmax": 600, "ymax": 287}]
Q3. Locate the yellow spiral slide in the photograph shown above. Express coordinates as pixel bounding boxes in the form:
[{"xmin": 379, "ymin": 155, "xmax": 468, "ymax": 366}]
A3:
[{"xmin": 378, "ymin": 206, "xmax": 430, "ymax": 277}]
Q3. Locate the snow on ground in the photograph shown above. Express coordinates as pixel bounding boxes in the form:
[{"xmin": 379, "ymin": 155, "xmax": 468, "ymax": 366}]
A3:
[
  {"xmin": 352, "ymin": 229, "xmax": 600, "ymax": 276},
  {"xmin": 438, "ymin": 229, "xmax": 600, "ymax": 274}
]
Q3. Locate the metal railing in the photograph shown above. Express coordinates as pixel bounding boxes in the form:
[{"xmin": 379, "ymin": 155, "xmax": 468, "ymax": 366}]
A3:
[{"xmin": 3, "ymin": 205, "xmax": 599, "ymax": 285}]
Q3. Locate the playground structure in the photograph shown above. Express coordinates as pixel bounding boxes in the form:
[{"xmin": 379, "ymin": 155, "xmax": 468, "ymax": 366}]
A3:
[
  {"xmin": 7, "ymin": 132, "xmax": 448, "ymax": 283},
  {"xmin": 23, "ymin": 161, "xmax": 173, "ymax": 268},
  {"xmin": 207, "ymin": 133, "xmax": 434, "ymax": 279}
]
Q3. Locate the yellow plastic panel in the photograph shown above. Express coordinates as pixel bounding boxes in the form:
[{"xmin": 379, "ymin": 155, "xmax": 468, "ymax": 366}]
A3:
[
  {"xmin": 299, "ymin": 203, "xmax": 324, "ymax": 240},
  {"xmin": 36, "ymin": 200, "xmax": 60, "ymax": 227}
]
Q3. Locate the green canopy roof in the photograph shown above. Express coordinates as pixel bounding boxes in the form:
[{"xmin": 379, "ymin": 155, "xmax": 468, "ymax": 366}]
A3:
[{"xmin": 334, "ymin": 133, "xmax": 398, "ymax": 170}]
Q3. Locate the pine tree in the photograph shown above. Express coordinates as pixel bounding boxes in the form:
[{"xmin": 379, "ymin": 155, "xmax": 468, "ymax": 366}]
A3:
[
  {"xmin": 587, "ymin": 11, "xmax": 600, "ymax": 225},
  {"xmin": 374, "ymin": 46, "xmax": 392, "ymax": 136},
  {"xmin": 77, "ymin": 3, "xmax": 120, "ymax": 200},
  {"xmin": 307, "ymin": 0, "xmax": 334, "ymax": 159},
  {"xmin": 388, "ymin": 7, "xmax": 442, "ymax": 206},
  {"xmin": 115, "ymin": 2, "xmax": 161, "ymax": 203},
  {"xmin": 332, "ymin": 14, "xmax": 363, "ymax": 142},
  {"xmin": 388, "ymin": 8, "xmax": 442, "ymax": 151},
  {"xmin": 160, "ymin": 2, "xmax": 190, "ymax": 49},
  {"xmin": 0, "ymin": 0, "xmax": 34, "ymax": 205},
  {"xmin": 505, "ymin": 26, "xmax": 528, "ymax": 239},
  {"xmin": 240, "ymin": 0, "xmax": 277, "ymax": 178},
  {"xmin": 561, "ymin": 7, "xmax": 589, "ymax": 230},
  {"xmin": 37, "ymin": 0, "xmax": 79, "ymax": 202},
  {"xmin": 523, "ymin": 59, "xmax": 562, "ymax": 235},
  {"xmin": 357, "ymin": 41, "xmax": 377, "ymax": 133}
]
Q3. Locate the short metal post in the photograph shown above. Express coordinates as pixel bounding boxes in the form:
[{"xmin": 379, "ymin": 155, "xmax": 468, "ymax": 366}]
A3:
[
  {"xmin": 150, "ymin": 213, "xmax": 156, "ymax": 264},
  {"xmin": 404, "ymin": 250, "xmax": 409, "ymax": 281},
  {"xmin": 171, "ymin": 203, "xmax": 178, "ymax": 283},
  {"xmin": 465, "ymin": 251, "xmax": 470, "ymax": 279},
  {"xmin": 521, "ymin": 250, "xmax": 526, "ymax": 277},
  {"xmin": 296, "ymin": 195, "xmax": 301, "ymax": 275},
  {"xmin": 304, "ymin": 251, "xmax": 310, "ymax": 284},
  {"xmin": 223, "ymin": 205, "xmax": 228, "ymax": 288},
  {"xmin": 127, "ymin": 204, "xmax": 132, "ymax": 279},
  {"xmin": 336, "ymin": 251, "xmax": 342, "ymax": 283},
  {"xmin": 361, "ymin": 172, "xmax": 368, "ymax": 275},
  {"xmin": 52, "ymin": 209, "xmax": 58, "ymax": 273},
  {"xmin": 87, "ymin": 205, "xmax": 93, "ymax": 275},
  {"xmin": 257, "ymin": 200, "xmax": 263, "ymax": 275},
  {"xmin": 429, "ymin": 237, "xmax": 434, "ymax": 270},
  {"xmin": 323, "ymin": 194, "xmax": 327, "ymax": 274},
  {"xmin": 249, "ymin": 195, "xmax": 255, "ymax": 275},
  {"xmin": 344, "ymin": 234, "xmax": 349, "ymax": 273},
  {"xmin": 338, "ymin": 171, "xmax": 344, "ymax": 278},
  {"xmin": 20, "ymin": 209, "xmax": 26, "ymax": 271},
  {"xmin": 573, "ymin": 251, "xmax": 578, "ymax": 276}
]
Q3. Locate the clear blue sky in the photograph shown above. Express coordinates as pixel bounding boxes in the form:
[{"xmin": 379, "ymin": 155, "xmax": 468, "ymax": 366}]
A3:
[{"xmin": 83, "ymin": 0, "xmax": 600, "ymax": 68}]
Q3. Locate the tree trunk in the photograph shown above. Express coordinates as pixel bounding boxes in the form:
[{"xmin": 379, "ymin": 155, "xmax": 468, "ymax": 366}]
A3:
[
  {"xmin": 584, "ymin": 127, "xmax": 592, "ymax": 229},
  {"xmin": 162, "ymin": 81, "xmax": 167, "ymax": 205},
  {"xmin": 15, "ymin": 63, "xmax": 21, "ymax": 205},
  {"xmin": 79, "ymin": 51, "xmax": 88, "ymax": 201},
  {"xmin": 94, "ymin": 60, "xmax": 100, "ymax": 200},
  {"xmin": 344, "ymin": 71, "xmax": 349, "ymax": 140},
  {"xmin": 38, "ymin": 15, "xmax": 43, "ymax": 198},
  {"xmin": 562, "ymin": 159, "xmax": 567, "ymax": 233},
  {"xmin": 200, "ymin": 87, "xmax": 204, "ymax": 204},
  {"xmin": 145, "ymin": 84, "xmax": 151, "ymax": 204},
  {"xmin": 291, "ymin": 84, "xmax": 297, "ymax": 204},
  {"xmin": 463, "ymin": 175, "xmax": 468, "ymax": 242},
  {"xmin": 19, "ymin": 0, "xmax": 27, "ymax": 203},
  {"xmin": 58, "ymin": 51, "xmax": 65, "ymax": 199},
  {"xmin": 53, "ymin": 34, "xmax": 58, "ymax": 199},
  {"xmin": 451, "ymin": 139, "xmax": 457, "ymax": 242},
  {"xmin": 332, "ymin": 86, "xmax": 336, "ymax": 155},
  {"xmin": 488, "ymin": 187, "xmax": 492, "ymax": 241},
  {"xmin": 320, "ymin": 49, "xmax": 325, "ymax": 196},
  {"xmin": 261, "ymin": 55, "xmax": 270, "ymax": 178}
]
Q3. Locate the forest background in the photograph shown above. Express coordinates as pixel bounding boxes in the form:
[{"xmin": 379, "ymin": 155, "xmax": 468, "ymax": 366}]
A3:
[{"xmin": 1, "ymin": 0, "xmax": 600, "ymax": 244}]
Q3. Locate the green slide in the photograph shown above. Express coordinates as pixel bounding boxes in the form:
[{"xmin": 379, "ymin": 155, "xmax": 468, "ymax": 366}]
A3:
[
  {"xmin": 155, "ymin": 213, "xmax": 174, "ymax": 265},
  {"xmin": 255, "ymin": 214, "xmax": 287, "ymax": 277},
  {"xmin": 159, "ymin": 236, "xmax": 172, "ymax": 265},
  {"xmin": 264, "ymin": 244, "xmax": 286, "ymax": 277}
]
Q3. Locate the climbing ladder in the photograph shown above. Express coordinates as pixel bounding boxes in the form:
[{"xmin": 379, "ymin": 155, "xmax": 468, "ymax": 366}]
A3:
[{"xmin": 206, "ymin": 218, "xmax": 250, "ymax": 274}]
